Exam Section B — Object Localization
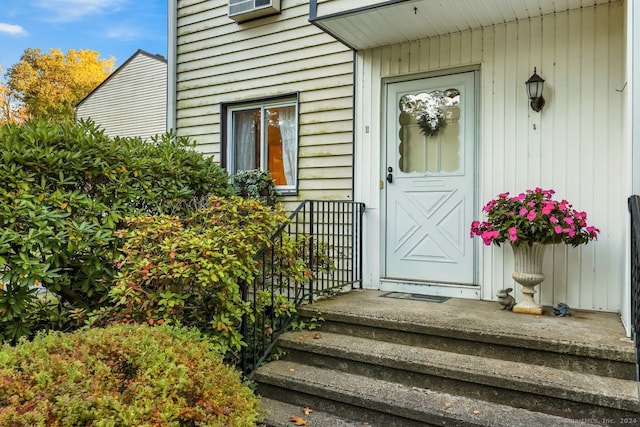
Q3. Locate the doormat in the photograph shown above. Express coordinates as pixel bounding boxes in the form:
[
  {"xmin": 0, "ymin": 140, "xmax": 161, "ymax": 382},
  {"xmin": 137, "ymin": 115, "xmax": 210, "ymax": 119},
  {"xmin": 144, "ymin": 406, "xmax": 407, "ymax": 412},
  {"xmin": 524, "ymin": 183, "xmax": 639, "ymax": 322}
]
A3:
[{"xmin": 380, "ymin": 292, "xmax": 450, "ymax": 303}]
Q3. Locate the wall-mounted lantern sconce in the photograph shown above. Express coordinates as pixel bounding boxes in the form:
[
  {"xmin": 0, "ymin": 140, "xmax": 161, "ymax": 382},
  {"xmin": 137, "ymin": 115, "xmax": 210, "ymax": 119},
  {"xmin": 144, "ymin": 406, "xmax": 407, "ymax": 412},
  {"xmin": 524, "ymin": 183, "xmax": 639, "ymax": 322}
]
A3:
[{"xmin": 525, "ymin": 67, "xmax": 545, "ymax": 112}]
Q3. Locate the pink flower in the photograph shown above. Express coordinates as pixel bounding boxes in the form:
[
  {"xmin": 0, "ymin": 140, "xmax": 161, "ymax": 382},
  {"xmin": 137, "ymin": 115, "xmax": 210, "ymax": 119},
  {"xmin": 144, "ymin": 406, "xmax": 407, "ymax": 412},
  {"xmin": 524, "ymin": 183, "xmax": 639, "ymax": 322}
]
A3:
[
  {"xmin": 527, "ymin": 210, "xmax": 537, "ymax": 221},
  {"xmin": 558, "ymin": 200, "xmax": 569, "ymax": 211},
  {"xmin": 519, "ymin": 207, "xmax": 528, "ymax": 216},
  {"xmin": 549, "ymin": 216, "xmax": 559, "ymax": 224},
  {"xmin": 483, "ymin": 200, "xmax": 496, "ymax": 212},
  {"xmin": 541, "ymin": 202, "xmax": 555, "ymax": 215},
  {"xmin": 481, "ymin": 230, "xmax": 499, "ymax": 245},
  {"xmin": 574, "ymin": 211, "xmax": 586, "ymax": 220},
  {"xmin": 554, "ymin": 225, "xmax": 563, "ymax": 234},
  {"xmin": 508, "ymin": 227, "xmax": 518, "ymax": 242},
  {"xmin": 527, "ymin": 201, "xmax": 536, "ymax": 207},
  {"xmin": 564, "ymin": 217, "xmax": 574, "ymax": 225},
  {"xmin": 586, "ymin": 226, "xmax": 600, "ymax": 238},
  {"xmin": 470, "ymin": 221, "xmax": 481, "ymax": 237},
  {"xmin": 574, "ymin": 211, "xmax": 587, "ymax": 227},
  {"xmin": 563, "ymin": 228, "xmax": 575, "ymax": 237}
]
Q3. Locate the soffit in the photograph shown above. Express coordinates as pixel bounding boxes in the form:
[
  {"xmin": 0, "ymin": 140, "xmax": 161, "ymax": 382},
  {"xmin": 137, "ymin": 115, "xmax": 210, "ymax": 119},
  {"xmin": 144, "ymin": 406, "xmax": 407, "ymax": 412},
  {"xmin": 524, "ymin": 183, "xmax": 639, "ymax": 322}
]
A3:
[{"xmin": 311, "ymin": 0, "xmax": 616, "ymax": 50}]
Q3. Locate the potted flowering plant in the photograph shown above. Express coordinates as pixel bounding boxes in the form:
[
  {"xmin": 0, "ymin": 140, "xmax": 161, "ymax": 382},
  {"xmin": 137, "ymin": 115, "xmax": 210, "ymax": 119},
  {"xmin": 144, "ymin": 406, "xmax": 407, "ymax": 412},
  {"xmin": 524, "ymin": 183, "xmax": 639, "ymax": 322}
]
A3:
[
  {"xmin": 470, "ymin": 188, "xmax": 599, "ymax": 247},
  {"xmin": 470, "ymin": 188, "xmax": 599, "ymax": 314}
]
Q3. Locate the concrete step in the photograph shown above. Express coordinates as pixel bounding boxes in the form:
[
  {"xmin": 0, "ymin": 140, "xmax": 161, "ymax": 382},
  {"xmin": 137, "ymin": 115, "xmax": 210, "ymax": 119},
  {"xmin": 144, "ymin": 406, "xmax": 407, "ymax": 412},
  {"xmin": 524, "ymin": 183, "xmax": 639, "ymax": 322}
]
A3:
[
  {"xmin": 259, "ymin": 397, "xmax": 365, "ymax": 427},
  {"xmin": 276, "ymin": 330, "xmax": 640, "ymax": 419},
  {"xmin": 296, "ymin": 294, "xmax": 636, "ymax": 380},
  {"xmin": 254, "ymin": 360, "xmax": 603, "ymax": 427}
]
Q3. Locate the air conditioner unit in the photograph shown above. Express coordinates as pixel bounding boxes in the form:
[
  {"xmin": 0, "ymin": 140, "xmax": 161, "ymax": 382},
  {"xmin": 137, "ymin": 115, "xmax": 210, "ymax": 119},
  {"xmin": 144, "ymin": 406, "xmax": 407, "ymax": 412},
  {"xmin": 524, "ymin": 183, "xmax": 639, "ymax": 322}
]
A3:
[{"xmin": 229, "ymin": 0, "xmax": 281, "ymax": 22}]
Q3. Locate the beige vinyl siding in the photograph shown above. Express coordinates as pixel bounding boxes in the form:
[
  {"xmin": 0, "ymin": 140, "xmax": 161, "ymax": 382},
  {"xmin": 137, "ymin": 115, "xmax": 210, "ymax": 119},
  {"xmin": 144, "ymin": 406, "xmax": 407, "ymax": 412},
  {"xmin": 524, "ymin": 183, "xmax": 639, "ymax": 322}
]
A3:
[
  {"xmin": 176, "ymin": 0, "xmax": 354, "ymax": 201},
  {"xmin": 356, "ymin": 3, "xmax": 624, "ymax": 312},
  {"xmin": 76, "ymin": 52, "xmax": 167, "ymax": 139}
]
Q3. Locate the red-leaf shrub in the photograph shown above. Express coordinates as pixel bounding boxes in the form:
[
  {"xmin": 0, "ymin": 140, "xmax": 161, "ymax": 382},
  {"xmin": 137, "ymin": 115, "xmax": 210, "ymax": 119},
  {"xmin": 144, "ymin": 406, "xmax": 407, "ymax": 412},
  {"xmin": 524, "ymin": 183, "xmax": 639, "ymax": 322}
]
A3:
[{"xmin": 0, "ymin": 324, "xmax": 261, "ymax": 426}]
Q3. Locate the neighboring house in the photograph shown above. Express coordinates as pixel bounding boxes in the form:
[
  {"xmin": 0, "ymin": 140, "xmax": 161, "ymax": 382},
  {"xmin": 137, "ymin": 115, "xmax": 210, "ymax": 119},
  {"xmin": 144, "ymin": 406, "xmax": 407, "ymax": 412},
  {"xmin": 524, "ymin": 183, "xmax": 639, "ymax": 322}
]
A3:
[
  {"xmin": 169, "ymin": 0, "xmax": 639, "ymax": 334},
  {"xmin": 76, "ymin": 49, "xmax": 167, "ymax": 140}
]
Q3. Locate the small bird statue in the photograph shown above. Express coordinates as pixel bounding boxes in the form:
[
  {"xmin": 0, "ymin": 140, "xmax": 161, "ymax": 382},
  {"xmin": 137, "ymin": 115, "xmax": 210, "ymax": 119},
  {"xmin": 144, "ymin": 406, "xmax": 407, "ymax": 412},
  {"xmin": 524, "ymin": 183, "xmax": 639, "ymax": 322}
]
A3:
[{"xmin": 553, "ymin": 302, "xmax": 571, "ymax": 317}]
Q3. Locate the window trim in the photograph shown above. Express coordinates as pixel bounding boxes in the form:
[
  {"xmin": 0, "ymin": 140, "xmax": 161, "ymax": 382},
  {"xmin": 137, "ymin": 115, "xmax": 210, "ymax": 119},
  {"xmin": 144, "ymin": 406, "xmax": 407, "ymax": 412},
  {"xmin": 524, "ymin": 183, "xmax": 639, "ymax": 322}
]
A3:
[{"xmin": 221, "ymin": 93, "xmax": 300, "ymax": 195}]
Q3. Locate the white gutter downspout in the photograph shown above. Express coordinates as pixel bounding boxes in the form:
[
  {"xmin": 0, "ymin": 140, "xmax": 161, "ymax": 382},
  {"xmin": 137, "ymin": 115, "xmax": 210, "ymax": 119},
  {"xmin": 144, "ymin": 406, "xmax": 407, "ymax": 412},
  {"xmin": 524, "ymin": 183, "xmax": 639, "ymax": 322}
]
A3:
[
  {"xmin": 167, "ymin": 0, "xmax": 177, "ymax": 133},
  {"xmin": 623, "ymin": 0, "xmax": 639, "ymax": 337},
  {"xmin": 632, "ymin": 0, "xmax": 640, "ymax": 199}
]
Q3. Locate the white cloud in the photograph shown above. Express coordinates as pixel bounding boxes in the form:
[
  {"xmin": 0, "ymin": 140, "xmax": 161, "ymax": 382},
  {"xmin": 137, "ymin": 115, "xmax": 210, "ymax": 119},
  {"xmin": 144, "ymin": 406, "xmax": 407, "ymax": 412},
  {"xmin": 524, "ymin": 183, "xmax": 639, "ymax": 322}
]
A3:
[
  {"xmin": 105, "ymin": 25, "xmax": 143, "ymax": 41},
  {"xmin": 35, "ymin": 0, "xmax": 129, "ymax": 22},
  {"xmin": 0, "ymin": 23, "xmax": 27, "ymax": 36}
]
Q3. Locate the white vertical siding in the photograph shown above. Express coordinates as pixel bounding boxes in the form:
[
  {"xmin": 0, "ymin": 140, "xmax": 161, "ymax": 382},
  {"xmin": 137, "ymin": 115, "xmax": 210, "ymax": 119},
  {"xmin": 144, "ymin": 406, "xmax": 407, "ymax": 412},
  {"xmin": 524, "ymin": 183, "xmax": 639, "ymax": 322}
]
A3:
[
  {"xmin": 76, "ymin": 52, "xmax": 167, "ymax": 140},
  {"xmin": 356, "ymin": 3, "xmax": 625, "ymax": 312},
  {"xmin": 175, "ymin": 0, "xmax": 354, "ymax": 201}
]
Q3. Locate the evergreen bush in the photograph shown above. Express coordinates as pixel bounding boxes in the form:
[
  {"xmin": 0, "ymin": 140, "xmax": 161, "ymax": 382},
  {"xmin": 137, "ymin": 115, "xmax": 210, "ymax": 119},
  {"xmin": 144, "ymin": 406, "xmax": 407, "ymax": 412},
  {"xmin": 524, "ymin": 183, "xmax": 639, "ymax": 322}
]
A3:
[{"xmin": 0, "ymin": 120, "xmax": 233, "ymax": 342}]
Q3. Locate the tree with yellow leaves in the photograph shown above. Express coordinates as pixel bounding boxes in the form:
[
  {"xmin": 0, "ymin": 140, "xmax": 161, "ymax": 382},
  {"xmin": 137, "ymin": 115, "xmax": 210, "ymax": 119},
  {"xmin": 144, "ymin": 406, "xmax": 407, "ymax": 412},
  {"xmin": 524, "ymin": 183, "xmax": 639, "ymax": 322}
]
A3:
[
  {"xmin": 0, "ymin": 67, "xmax": 27, "ymax": 124},
  {"xmin": 6, "ymin": 48, "xmax": 114, "ymax": 122}
]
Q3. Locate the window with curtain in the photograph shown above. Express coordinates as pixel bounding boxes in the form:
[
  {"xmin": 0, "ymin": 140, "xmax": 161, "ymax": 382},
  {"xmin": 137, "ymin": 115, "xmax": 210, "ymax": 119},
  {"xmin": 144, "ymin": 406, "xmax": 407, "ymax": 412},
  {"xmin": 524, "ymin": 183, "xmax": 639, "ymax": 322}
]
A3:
[{"xmin": 226, "ymin": 96, "xmax": 298, "ymax": 194}]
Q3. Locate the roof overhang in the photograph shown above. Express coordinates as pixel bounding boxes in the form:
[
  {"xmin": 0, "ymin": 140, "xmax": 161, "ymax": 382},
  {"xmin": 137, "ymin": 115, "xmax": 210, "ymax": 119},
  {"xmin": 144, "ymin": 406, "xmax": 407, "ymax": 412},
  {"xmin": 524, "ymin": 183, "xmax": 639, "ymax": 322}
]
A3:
[{"xmin": 310, "ymin": 0, "xmax": 615, "ymax": 51}]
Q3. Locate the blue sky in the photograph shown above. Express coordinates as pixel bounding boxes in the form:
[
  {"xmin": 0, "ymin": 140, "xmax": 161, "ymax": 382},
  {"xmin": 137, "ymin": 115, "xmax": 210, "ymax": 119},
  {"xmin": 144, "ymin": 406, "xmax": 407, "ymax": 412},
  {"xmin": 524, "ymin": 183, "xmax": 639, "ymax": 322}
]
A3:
[{"xmin": 0, "ymin": 0, "xmax": 167, "ymax": 75}]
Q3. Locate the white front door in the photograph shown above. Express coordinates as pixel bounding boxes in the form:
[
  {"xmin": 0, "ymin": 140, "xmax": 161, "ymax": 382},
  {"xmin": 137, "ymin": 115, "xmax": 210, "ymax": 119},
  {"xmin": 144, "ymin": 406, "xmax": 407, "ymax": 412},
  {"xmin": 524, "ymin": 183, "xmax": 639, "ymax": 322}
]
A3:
[{"xmin": 384, "ymin": 71, "xmax": 476, "ymax": 287}]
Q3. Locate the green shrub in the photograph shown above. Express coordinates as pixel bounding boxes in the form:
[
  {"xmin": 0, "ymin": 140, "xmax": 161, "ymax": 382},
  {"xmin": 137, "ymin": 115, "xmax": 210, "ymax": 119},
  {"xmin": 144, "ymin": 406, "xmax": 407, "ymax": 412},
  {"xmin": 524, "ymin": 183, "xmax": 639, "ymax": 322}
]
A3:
[
  {"xmin": 232, "ymin": 169, "xmax": 278, "ymax": 207},
  {"xmin": 0, "ymin": 324, "xmax": 261, "ymax": 426},
  {"xmin": 0, "ymin": 120, "xmax": 234, "ymax": 342},
  {"xmin": 94, "ymin": 196, "xmax": 306, "ymax": 360}
]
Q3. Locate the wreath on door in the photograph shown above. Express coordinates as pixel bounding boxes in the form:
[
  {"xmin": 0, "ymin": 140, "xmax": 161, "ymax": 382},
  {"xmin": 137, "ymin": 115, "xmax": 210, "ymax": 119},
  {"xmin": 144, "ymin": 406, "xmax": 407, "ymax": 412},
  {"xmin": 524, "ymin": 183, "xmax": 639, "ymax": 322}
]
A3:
[{"xmin": 400, "ymin": 91, "xmax": 447, "ymax": 137}]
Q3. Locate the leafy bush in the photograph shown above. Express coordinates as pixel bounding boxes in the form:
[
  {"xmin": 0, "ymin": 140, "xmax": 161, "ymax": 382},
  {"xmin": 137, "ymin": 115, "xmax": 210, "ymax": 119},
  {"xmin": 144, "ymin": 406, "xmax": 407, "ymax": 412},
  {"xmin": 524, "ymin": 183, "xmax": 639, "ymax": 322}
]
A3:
[
  {"xmin": 0, "ymin": 324, "xmax": 261, "ymax": 426},
  {"xmin": 232, "ymin": 169, "xmax": 278, "ymax": 207},
  {"xmin": 93, "ymin": 196, "xmax": 307, "ymax": 360},
  {"xmin": 0, "ymin": 120, "xmax": 234, "ymax": 342}
]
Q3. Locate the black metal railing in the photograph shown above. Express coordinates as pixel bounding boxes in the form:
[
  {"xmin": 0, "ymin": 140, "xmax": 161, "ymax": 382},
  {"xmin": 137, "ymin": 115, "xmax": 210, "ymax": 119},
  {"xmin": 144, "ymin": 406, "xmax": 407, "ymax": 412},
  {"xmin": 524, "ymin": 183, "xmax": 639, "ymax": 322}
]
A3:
[
  {"xmin": 628, "ymin": 195, "xmax": 640, "ymax": 384},
  {"xmin": 239, "ymin": 200, "xmax": 365, "ymax": 377}
]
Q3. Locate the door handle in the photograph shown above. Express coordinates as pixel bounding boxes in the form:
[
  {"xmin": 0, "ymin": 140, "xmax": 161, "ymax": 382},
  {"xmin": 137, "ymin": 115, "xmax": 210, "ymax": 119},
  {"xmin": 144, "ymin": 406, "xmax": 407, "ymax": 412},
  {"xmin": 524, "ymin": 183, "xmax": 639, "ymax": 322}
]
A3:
[{"xmin": 386, "ymin": 166, "xmax": 393, "ymax": 183}]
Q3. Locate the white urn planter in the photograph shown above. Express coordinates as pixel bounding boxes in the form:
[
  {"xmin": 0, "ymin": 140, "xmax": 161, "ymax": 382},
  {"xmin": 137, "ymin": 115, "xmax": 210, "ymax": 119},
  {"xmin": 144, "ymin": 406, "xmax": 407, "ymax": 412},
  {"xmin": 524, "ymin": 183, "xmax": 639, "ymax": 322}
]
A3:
[{"xmin": 510, "ymin": 242, "xmax": 548, "ymax": 315}]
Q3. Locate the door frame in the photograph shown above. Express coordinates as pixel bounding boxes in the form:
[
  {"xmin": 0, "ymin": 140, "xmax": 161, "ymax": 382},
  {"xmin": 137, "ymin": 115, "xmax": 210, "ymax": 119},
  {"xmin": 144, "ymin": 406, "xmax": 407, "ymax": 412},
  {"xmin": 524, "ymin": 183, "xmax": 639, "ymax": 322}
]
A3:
[{"xmin": 378, "ymin": 66, "xmax": 481, "ymax": 299}]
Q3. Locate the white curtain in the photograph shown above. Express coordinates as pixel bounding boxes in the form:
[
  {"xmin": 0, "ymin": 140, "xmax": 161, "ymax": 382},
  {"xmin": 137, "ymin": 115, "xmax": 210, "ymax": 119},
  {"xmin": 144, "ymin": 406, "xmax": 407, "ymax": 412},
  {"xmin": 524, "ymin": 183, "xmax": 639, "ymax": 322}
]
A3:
[
  {"xmin": 234, "ymin": 109, "xmax": 258, "ymax": 171},
  {"xmin": 278, "ymin": 106, "xmax": 296, "ymax": 185}
]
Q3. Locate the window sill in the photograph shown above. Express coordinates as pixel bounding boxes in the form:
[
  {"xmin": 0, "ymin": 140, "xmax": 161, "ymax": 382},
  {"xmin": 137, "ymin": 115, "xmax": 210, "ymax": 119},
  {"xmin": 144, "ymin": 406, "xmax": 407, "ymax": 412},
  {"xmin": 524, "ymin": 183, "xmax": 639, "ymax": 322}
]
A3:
[{"xmin": 276, "ymin": 188, "xmax": 298, "ymax": 197}]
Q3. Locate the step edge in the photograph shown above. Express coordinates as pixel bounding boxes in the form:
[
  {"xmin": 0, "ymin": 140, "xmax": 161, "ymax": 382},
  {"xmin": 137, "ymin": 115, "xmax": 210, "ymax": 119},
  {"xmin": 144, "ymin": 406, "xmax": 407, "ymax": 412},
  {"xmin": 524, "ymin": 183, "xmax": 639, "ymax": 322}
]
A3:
[
  {"xmin": 296, "ymin": 308, "xmax": 636, "ymax": 363},
  {"xmin": 254, "ymin": 360, "xmax": 605, "ymax": 427},
  {"xmin": 277, "ymin": 331, "xmax": 640, "ymax": 411},
  {"xmin": 259, "ymin": 396, "xmax": 365, "ymax": 427}
]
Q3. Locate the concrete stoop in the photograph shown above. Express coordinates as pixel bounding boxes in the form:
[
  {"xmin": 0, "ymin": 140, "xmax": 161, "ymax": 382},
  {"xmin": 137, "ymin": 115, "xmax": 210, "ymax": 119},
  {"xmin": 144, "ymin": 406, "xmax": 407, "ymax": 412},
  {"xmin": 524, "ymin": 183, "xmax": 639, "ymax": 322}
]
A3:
[{"xmin": 254, "ymin": 290, "xmax": 639, "ymax": 426}]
